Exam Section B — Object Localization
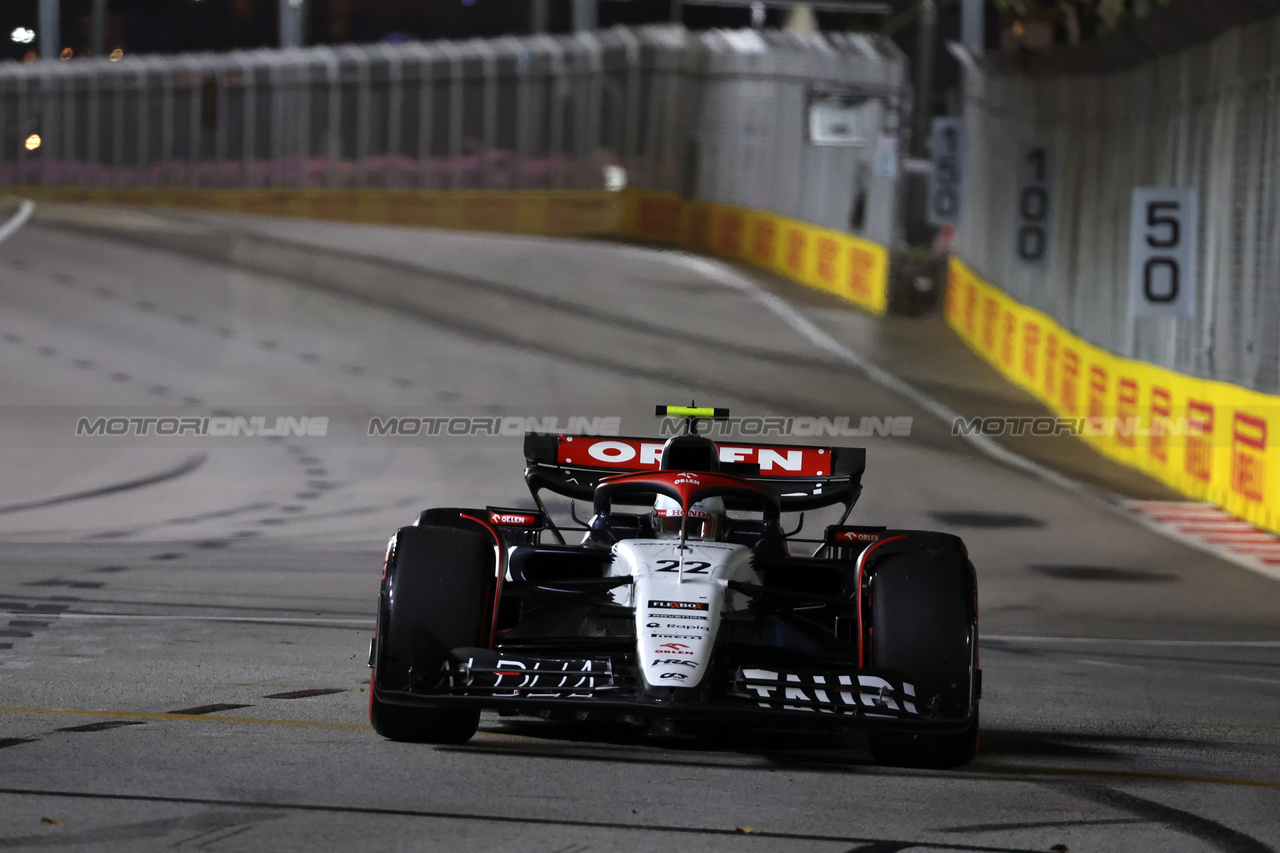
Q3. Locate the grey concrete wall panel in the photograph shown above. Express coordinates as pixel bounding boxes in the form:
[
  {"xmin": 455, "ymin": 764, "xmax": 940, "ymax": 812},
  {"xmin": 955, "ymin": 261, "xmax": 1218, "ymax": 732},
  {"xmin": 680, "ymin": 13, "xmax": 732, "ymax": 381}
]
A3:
[
  {"xmin": 0, "ymin": 25, "xmax": 908, "ymax": 249},
  {"xmin": 955, "ymin": 15, "xmax": 1280, "ymax": 392}
]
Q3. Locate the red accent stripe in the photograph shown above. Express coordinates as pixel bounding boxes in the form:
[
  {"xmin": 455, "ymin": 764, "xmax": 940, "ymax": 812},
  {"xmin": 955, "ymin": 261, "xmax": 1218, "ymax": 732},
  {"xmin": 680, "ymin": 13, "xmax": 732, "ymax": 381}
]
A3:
[
  {"xmin": 1223, "ymin": 544, "xmax": 1280, "ymax": 555},
  {"xmin": 1160, "ymin": 516, "xmax": 1239, "ymax": 526},
  {"xmin": 460, "ymin": 513, "xmax": 507, "ymax": 650},
  {"xmin": 1134, "ymin": 501, "xmax": 1221, "ymax": 510},
  {"xmin": 1149, "ymin": 515, "xmax": 1234, "ymax": 524},
  {"xmin": 1143, "ymin": 506, "xmax": 1225, "ymax": 514},
  {"xmin": 854, "ymin": 534, "xmax": 906, "ymax": 668},
  {"xmin": 1198, "ymin": 527, "xmax": 1280, "ymax": 535}
]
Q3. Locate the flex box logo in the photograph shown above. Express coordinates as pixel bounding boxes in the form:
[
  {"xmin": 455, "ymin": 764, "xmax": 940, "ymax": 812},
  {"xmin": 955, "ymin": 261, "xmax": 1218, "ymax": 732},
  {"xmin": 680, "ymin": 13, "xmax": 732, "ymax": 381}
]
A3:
[{"xmin": 648, "ymin": 600, "xmax": 709, "ymax": 611}]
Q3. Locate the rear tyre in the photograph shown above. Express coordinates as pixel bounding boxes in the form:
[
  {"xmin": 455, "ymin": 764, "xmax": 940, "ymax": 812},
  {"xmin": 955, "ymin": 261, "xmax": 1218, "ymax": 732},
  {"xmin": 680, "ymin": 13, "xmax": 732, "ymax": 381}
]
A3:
[
  {"xmin": 370, "ymin": 523, "xmax": 492, "ymax": 743},
  {"xmin": 865, "ymin": 549, "xmax": 978, "ymax": 769}
]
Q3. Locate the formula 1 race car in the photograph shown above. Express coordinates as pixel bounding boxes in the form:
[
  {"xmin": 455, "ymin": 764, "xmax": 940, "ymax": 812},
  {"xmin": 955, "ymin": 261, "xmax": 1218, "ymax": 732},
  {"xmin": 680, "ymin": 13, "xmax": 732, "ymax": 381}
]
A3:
[{"xmin": 368, "ymin": 406, "xmax": 980, "ymax": 768}]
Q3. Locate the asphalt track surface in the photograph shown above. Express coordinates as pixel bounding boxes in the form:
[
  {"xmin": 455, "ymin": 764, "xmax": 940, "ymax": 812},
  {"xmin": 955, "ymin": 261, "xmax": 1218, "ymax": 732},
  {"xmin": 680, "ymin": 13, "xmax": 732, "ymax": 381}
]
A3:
[{"xmin": 1, "ymin": 202, "xmax": 1278, "ymax": 852}]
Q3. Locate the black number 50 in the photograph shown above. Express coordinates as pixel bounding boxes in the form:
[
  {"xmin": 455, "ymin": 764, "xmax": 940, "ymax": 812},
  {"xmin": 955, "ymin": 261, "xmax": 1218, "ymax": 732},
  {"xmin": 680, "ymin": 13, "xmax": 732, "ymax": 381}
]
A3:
[
  {"xmin": 1143, "ymin": 201, "xmax": 1181, "ymax": 302},
  {"xmin": 1146, "ymin": 201, "xmax": 1181, "ymax": 249}
]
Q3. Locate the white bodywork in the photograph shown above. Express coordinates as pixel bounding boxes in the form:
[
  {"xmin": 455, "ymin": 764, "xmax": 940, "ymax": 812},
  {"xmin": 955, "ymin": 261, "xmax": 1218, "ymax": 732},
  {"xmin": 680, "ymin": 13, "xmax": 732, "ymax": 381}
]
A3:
[{"xmin": 608, "ymin": 539, "xmax": 760, "ymax": 690}]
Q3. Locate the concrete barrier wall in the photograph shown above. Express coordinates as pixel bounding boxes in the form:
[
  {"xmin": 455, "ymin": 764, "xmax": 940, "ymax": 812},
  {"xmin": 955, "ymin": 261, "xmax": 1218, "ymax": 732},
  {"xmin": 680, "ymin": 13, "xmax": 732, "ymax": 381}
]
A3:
[
  {"xmin": 954, "ymin": 15, "xmax": 1280, "ymax": 393},
  {"xmin": 948, "ymin": 258, "xmax": 1278, "ymax": 534}
]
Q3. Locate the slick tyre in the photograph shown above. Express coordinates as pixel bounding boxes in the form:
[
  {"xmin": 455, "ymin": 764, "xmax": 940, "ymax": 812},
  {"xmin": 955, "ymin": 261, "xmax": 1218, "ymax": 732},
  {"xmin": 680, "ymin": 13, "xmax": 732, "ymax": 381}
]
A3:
[
  {"xmin": 865, "ymin": 549, "xmax": 978, "ymax": 769},
  {"xmin": 370, "ymin": 523, "xmax": 491, "ymax": 744}
]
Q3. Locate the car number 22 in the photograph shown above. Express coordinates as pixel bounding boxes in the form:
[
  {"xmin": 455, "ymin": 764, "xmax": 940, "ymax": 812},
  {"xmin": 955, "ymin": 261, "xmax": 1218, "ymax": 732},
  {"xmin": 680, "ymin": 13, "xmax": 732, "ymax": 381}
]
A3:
[{"xmin": 654, "ymin": 560, "xmax": 711, "ymax": 574}]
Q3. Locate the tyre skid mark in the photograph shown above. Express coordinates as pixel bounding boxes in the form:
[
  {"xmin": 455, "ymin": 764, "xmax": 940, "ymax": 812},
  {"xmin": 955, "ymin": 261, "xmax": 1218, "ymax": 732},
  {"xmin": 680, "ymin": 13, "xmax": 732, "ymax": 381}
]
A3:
[
  {"xmin": 1065, "ymin": 783, "xmax": 1275, "ymax": 853},
  {"xmin": 0, "ymin": 455, "xmax": 206, "ymax": 516}
]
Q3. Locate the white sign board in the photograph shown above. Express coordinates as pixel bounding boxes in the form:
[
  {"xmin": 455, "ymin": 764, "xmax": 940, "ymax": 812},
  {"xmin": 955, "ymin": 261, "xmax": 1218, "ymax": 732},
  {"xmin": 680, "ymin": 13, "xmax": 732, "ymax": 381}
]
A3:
[
  {"xmin": 808, "ymin": 99, "xmax": 863, "ymax": 146},
  {"xmin": 1013, "ymin": 142, "xmax": 1053, "ymax": 266},
  {"xmin": 872, "ymin": 133, "xmax": 899, "ymax": 179},
  {"xmin": 926, "ymin": 118, "xmax": 965, "ymax": 227},
  {"xmin": 1128, "ymin": 188, "xmax": 1198, "ymax": 318}
]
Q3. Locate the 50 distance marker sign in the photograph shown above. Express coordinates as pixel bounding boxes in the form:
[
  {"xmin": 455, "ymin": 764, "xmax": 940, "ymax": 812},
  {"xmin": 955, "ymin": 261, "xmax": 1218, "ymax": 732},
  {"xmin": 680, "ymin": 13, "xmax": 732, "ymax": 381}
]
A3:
[{"xmin": 1128, "ymin": 188, "xmax": 1198, "ymax": 318}]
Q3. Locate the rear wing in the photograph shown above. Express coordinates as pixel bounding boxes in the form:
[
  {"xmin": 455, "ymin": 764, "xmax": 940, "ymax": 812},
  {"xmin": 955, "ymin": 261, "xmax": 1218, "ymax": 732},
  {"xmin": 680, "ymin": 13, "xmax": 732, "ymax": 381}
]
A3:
[{"xmin": 523, "ymin": 433, "xmax": 865, "ymax": 513}]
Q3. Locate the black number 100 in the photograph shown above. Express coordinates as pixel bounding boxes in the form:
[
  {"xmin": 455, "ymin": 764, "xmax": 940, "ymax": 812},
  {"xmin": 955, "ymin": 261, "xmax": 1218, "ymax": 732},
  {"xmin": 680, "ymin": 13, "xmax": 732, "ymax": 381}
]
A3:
[{"xmin": 1016, "ymin": 147, "xmax": 1049, "ymax": 262}]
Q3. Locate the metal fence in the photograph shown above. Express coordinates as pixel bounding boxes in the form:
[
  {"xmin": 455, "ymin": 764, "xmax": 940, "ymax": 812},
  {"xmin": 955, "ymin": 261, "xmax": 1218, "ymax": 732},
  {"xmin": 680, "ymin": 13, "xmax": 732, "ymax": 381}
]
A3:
[
  {"xmin": 955, "ymin": 14, "xmax": 1280, "ymax": 392},
  {"xmin": 0, "ymin": 25, "xmax": 908, "ymax": 244}
]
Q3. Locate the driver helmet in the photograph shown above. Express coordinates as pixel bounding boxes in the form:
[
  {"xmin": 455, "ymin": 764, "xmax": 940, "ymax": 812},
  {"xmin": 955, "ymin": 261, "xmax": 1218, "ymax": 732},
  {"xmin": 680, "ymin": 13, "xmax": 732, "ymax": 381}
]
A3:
[{"xmin": 651, "ymin": 495, "xmax": 726, "ymax": 541}]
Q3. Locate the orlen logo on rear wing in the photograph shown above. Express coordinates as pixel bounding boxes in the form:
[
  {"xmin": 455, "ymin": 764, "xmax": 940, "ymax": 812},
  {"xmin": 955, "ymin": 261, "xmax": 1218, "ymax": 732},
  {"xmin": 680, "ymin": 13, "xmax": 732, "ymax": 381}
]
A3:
[{"xmin": 555, "ymin": 436, "xmax": 831, "ymax": 477}]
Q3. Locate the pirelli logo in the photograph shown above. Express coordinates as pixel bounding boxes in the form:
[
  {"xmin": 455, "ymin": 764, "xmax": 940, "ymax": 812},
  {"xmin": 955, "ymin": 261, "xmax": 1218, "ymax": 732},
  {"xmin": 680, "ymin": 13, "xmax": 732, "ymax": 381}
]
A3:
[
  {"xmin": 752, "ymin": 219, "xmax": 777, "ymax": 261},
  {"xmin": 1116, "ymin": 378, "xmax": 1138, "ymax": 449},
  {"xmin": 1000, "ymin": 311, "xmax": 1016, "ymax": 369},
  {"xmin": 849, "ymin": 246, "xmax": 875, "ymax": 298},
  {"xmin": 1231, "ymin": 413, "xmax": 1266, "ymax": 503},
  {"xmin": 1060, "ymin": 349, "xmax": 1079, "ymax": 414},
  {"xmin": 981, "ymin": 297, "xmax": 999, "ymax": 352},
  {"xmin": 716, "ymin": 211, "xmax": 744, "ymax": 257},
  {"xmin": 1150, "ymin": 386, "xmax": 1171, "ymax": 464},
  {"xmin": 1185, "ymin": 400, "xmax": 1214, "ymax": 483},
  {"xmin": 1022, "ymin": 321, "xmax": 1040, "ymax": 382},
  {"xmin": 785, "ymin": 229, "xmax": 807, "ymax": 274},
  {"xmin": 1043, "ymin": 333, "xmax": 1058, "ymax": 399},
  {"xmin": 816, "ymin": 237, "xmax": 839, "ymax": 286},
  {"xmin": 1087, "ymin": 365, "xmax": 1108, "ymax": 421},
  {"xmin": 648, "ymin": 600, "xmax": 709, "ymax": 612}
]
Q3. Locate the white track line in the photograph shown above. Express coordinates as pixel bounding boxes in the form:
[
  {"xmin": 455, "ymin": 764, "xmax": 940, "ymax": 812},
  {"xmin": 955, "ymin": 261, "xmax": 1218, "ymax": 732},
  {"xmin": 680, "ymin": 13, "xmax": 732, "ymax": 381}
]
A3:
[
  {"xmin": 654, "ymin": 249, "xmax": 1280, "ymax": 584},
  {"xmin": 668, "ymin": 253, "xmax": 1091, "ymax": 490},
  {"xmin": 0, "ymin": 198, "xmax": 35, "ymax": 244}
]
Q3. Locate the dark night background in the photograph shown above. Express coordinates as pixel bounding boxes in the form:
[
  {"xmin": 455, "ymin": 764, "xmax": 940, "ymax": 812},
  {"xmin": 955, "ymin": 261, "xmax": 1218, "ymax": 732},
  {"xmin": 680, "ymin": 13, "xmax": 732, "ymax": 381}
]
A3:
[{"xmin": 0, "ymin": 0, "xmax": 896, "ymax": 61}]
